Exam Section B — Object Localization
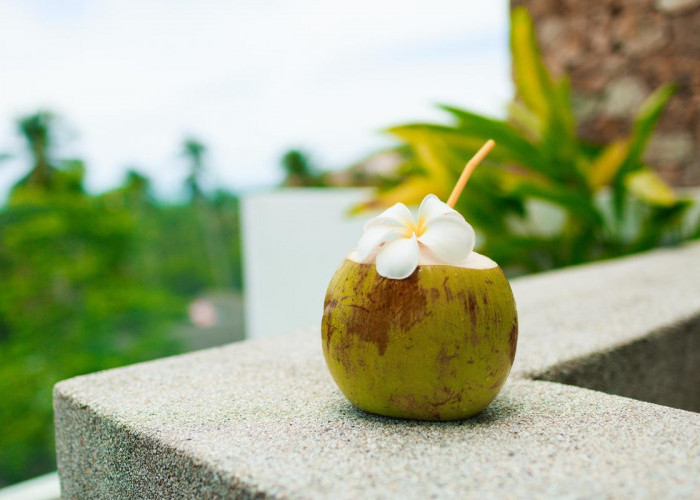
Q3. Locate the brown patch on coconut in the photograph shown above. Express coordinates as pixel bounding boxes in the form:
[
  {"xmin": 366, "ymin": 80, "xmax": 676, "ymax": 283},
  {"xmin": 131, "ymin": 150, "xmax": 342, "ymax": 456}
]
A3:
[
  {"xmin": 344, "ymin": 270, "xmax": 428, "ymax": 356},
  {"xmin": 442, "ymin": 276, "xmax": 454, "ymax": 301},
  {"xmin": 322, "ymin": 298, "xmax": 338, "ymax": 351},
  {"xmin": 457, "ymin": 289, "xmax": 480, "ymax": 347},
  {"xmin": 437, "ymin": 347, "xmax": 459, "ymax": 373},
  {"xmin": 508, "ymin": 319, "xmax": 518, "ymax": 363}
]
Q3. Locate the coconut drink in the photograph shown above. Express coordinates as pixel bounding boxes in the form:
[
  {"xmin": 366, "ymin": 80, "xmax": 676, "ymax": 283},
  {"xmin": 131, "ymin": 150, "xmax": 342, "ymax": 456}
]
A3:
[{"xmin": 322, "ymin": 140, "xmax": 518, "ymax": 421}]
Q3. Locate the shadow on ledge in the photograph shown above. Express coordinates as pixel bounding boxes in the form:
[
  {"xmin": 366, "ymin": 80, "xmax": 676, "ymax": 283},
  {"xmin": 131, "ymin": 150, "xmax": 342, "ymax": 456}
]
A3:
[
  {"xmin": 532, "ymin": 315, "xmax": 700, "ymax": 413},
  {"xmin": 325, "ymin": 387, "xmax": 527, "ymax": 427}
]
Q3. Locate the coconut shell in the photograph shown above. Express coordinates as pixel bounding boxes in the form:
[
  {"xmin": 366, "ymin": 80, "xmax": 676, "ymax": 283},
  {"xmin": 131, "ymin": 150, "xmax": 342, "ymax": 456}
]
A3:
[{"xmin": 322, "ymin": 259, "xmax": 518, "ymax": 421}]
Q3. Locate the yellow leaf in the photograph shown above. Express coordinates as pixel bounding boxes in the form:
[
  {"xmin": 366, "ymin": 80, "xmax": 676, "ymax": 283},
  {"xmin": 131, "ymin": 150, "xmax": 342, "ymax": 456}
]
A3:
[
  {"xmin": 507, "ymin": 101, "xmax": 542, "ymax": 142},
  {"xmin": 588, "ymin": 140, "xmax": 629, "ymax": 189},
  {"xmin": 349, "ymin": 178, "xmax": 444, "ymax": 215},
  {"xmin": 624, "ymin": 169, "xmax": 676, "ymax": 207},
  {"xmin": 511, "ymin": 7, "xmax": 552, "ymax": 120},
  {"xmin": 387, "ymin": 127, "xmax": 460, "ymax": 183}
]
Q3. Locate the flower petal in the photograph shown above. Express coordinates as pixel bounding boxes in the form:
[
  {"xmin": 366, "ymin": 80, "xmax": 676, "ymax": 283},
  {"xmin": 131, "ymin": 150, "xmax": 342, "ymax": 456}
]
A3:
[
  {"xmin": 356, "ymin": 224, "xmax": 402, "ymax": 261},
  {"xmin": 376, "ymin": 235, "xmax": 419, "ymax": 279},
  {"xmin": 418, "ymin": 218, "xmax": 475, "ymax": 264},
  {"xmin": 417, "ymin": 194, "xmax": 460, "ymax": 224},
  {"xmin": 364, "ymin": 202, "xmax": 414, "ymax": 231}
]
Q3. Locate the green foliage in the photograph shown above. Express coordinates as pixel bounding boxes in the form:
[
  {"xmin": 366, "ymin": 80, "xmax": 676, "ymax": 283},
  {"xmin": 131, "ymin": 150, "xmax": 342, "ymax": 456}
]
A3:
[
  {"xmin": 358, "ymin": 7, "xmax": 696, "ymax": 274},
  {"xmin": 0, "ymin": 124, "xmax": 244, "ymax": 486},
  {"xmin": 15, "ymin": 112, "xmax": 56, "ymax": 189},
  {"xmin": 141, "ymin": 191, "xmax": 244, "ymax": 294},
  {"xmin": 183, "ymin": 137, "xmax": 207, "ymax": 201},
  {"xmin": 0, "ymin": 178, "xmax": 184, "ymax": 485},
  {"xmin": 280, "ymin": 149, "xmax": 326, "ymax": 187}
]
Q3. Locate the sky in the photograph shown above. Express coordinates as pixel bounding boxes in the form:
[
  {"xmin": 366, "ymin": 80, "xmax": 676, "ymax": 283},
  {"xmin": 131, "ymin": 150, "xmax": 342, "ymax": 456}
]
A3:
[{"xmin": 0, "ymin": 0, "xmax": 511, "ymax": 200}]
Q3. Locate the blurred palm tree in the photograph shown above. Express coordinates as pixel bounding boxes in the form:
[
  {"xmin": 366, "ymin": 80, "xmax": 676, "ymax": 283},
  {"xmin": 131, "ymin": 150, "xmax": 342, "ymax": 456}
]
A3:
[
  {"xmin": 122, "ymin": 170, "xmax": 152, "ymax": 205},
  {"xmin": 16, "ymin": 112, "xmax": 57, "ymax": 189},
  {"xmin": 183, "ymin": 138, "xmax": 207, "ymax": 201},
  {"xmin": 281, "ymin": 149, "xmax": 325, "ymax": 186},
  {"xmin": 181, "ymin": 137, "xmax": 233, "ymax": 288},
  {"xmin": 11, "ymin": 112, "xmax": 86, "ymax": 195}
]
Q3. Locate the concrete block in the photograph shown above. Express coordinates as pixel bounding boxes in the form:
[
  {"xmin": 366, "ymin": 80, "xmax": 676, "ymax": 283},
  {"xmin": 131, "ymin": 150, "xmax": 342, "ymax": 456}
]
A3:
[{"xmin": 54, "ymin": 242, "xmax": 700, "ymax": 498}]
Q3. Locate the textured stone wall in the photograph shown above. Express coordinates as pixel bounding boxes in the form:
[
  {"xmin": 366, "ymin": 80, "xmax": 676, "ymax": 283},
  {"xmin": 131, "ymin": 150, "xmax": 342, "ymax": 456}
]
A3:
[{"xmin": 512, "ymin": 0, "xmax": 700, "ymax": 186}]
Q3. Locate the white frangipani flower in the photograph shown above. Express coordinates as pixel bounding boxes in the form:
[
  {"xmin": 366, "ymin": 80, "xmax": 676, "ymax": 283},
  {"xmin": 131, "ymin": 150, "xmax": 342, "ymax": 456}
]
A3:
[{"xmin": 356, "ymin": 194, "xmax": 476, "ymax": 279}]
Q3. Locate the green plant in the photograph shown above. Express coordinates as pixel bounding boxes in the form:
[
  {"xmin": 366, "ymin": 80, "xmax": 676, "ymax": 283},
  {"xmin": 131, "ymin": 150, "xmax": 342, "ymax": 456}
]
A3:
[
  {"xmin": 183, "ymin": 138, "xmax": 207, "ymax": 201},
  {"xmin": 0, "ymin": 180, "xmax": 185, "ymax": 485},
  {"xmin": 0, "ymin": 117, "xmax": 242, "ymax": 486},
  {"xmin": 356, "ymin": 7, "xmax": 694, "ymax": 274},
  {"xmin": 280, "ymin": 149, "xmax": 326, "ymax": 187}
]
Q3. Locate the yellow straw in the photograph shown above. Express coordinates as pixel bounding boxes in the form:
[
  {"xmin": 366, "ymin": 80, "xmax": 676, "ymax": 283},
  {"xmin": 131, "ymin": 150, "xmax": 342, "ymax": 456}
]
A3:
[{"xmin": 446, "ymin": 139, "xmax": 495, "ymax": 208}]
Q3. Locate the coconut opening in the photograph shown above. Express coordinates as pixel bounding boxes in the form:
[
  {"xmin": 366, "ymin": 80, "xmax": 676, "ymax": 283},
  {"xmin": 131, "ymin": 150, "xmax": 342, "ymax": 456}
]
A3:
[{"xmin": 347, "ymin": 246, "xmax": 498, "ymax": 270}]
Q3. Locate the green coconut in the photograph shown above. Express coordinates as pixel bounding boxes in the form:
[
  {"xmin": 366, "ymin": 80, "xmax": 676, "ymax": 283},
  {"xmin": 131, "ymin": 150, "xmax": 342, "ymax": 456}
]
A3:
[{"xmin": 321, "ymin": 256, "xmax": 517, "ymax": 421}]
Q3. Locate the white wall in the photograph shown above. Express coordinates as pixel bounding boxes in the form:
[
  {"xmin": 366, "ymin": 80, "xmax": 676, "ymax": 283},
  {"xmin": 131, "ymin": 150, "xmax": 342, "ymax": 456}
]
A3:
[
  {"xmin": 242, "ymin": 188, "xmax": 374, "ymax": 339},
  {"xmin": 0, "ymin": 472, "xmax": 60, "ymax": 500}
]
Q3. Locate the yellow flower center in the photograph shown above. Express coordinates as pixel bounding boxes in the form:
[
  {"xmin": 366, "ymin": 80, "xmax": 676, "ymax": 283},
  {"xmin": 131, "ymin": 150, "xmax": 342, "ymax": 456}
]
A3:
[{"xmin": 403, "ymin": 216, "xmax": 427, "ymax": 238}]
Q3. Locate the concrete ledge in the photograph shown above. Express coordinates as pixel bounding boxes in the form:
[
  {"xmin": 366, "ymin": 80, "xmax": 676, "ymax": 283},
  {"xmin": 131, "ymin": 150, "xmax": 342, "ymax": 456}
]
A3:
[
  {"xmin": 54, "ymin": 242, "xmax": 700, "ymax": 499},
  {"xmin": 535, "ymin": 315, "xmax": 700, "ymax": 412}
]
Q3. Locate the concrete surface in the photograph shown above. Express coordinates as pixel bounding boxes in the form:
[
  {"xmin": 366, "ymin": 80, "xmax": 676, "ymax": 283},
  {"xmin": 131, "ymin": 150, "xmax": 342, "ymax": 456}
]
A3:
[{"xmin": 54, "ymin": 242, "xmax": 700, "ymax": 499}]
